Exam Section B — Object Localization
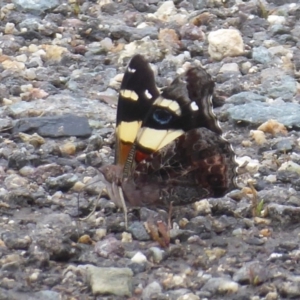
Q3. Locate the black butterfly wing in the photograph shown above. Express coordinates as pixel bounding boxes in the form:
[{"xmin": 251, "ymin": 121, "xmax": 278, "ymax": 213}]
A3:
[{"xmin": 115, "ymin": 55, "xmax": 159, "ymax": 166}]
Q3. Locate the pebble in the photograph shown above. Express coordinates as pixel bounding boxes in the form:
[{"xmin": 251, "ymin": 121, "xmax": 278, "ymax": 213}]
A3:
[
  {"xmin": 142, "ymin": 281, "xmax": 162, "ymax": 300},
  {"xmin": 278, "ymin": 161, "xmax": 300, "ymax": 175},
  {"xmin": 131, "ymin": 251, "xmax": 147, "ymax": 264},
  {"xmin": 208, "ymin": 29, "xmax": 244, "ymax": 60},
  {"xmin": 85, "ymin": 265, "xmax": 133, "ymax": 297},
  {"xmin": 202, "ymin": 277, "xmax": 239, "ymax": 294}
]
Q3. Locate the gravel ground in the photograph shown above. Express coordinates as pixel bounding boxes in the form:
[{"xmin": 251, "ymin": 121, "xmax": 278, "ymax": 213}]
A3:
[{"xmin": 1, "ymin": 0, "xmax": 300, "ymax": 299}]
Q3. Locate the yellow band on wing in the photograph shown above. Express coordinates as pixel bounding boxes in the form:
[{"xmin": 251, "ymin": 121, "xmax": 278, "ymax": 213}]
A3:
[
  {"xmin": 154, "ymin": 97, "xmax": 182, "ymax": 116},
  {"xmin": 117, "ymin": 120, "xmax": 142, "ymax": 143},
  {"xmin": 120, "ymin": 89, "xmax": 139, "ymax": 101},
  {"xmin": 137, "ymin": 127, "xmax": 184, "ymax": 151}
]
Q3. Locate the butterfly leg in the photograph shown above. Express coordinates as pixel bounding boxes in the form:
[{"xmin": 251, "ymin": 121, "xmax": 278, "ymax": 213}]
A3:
[
  {"xmin": 167, "ymin": 201, "xmax": 174, "ymax": 231},
  {"xmin": 117, "ymin": 185, "xmax": 128, "ymax": 229},
  {"xmin": 109, "ymin": 182, "xmax": 128, "ymax": 229}
]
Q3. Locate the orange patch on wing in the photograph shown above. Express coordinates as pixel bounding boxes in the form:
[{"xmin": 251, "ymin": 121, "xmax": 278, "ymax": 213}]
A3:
[
  {"xmin": 135, "ymin": 150, "xmax": 150, "ymax": 163},
  {"xmin": 117, "ymin": 142, "xmax": 133, "ymax": 166}
]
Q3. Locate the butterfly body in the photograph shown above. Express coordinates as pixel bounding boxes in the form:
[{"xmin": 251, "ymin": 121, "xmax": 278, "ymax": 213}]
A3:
[{"xmin": 100, "ymin": 55, "xmax": 237, "ymax": 210}]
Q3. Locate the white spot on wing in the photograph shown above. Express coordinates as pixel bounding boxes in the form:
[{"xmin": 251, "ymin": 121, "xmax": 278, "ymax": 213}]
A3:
[
  {"xmin": 190, "ymin": 101, "xmax": 199, "ymax": 111},
  {"xmin": 144, "ymin": 90, "xmax": 152, "ymax": 99},
  {"xmin": 127, "ymin": 67, "xmax": 136, "ymax": 73}
]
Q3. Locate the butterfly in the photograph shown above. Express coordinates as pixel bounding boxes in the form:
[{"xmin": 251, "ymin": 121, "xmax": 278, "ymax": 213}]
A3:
[{"xmin": 100, "ymin": 55, "xmax": 237, "ymax": 222}]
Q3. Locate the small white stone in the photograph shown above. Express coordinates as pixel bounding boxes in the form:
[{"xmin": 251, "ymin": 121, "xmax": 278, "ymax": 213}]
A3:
[
  {"xmin": 236, "ymin": 156, "xmax": 260, "ymax": 173},
  {"xmin": 267, "ymin": 15, "xmax": 286, "ymax": 25},
  {"xmin": 4, "ymin": 22, "xmax": 15, "ymax": 34},
  {"xmin": 15, "ymin": 54, "xmax": 27, "ymax": 62},
  {"xmin": 23, "ymin": 69, "xmax": 36, "ymax": 80},
  {"xmin": 95, "ymin": 228, "xmax": 107, "ymax": 240},
  {"xmin": 100, "ymin": 37, "xmax": 113, "ymax": 51},
  {"xmin": 264, "ymin": 175, "xmax": 277, "ymax": 183},
  {"xmin": 149, "ymin": 247, "xmax": 164, "ymax": 263},
  {"xmin": 20, "ymin": 84, "xmax": 33, "ymax": 92},
  {"xmin": 278, "ymin": 161, "xmax": 300, "ymax": 175},
  {"xmin": 208, "ymin": 29, "xmax": 244, "ymax": 60},
  {"xmin": 154, "ymin": 1, "xmax": 177, "ymax": 21},
  {"xmin": 121, "ymin": 232, "xmax": 132, "ymax": 243},
  {"xmin": 131, "ymin": 251, "xmax": 147, "ymax": 264},
  {"xmin": 28, "ymin": 44, "xmax": 39, "ymax": 52},
  {"xmin": 29, "ymin": 271, "xmax": 40, "ymax": 282},
  {"xmin": 194, "ymin": 199, "xmax": 211, "ymax": 215}
]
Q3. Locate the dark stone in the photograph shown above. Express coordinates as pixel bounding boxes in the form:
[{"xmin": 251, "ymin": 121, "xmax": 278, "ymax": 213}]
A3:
[
  {"xmin": 13, "ymin": 114, "xmax": 92, "ymax": 138},
  {"xmin": 245, "ymin": 237, "xmax": 265, "ymax": 246},
  {"xmin": 8, "ymin": 151, "xmax": 40, "ymax": 169},
  {"xmin": 272, "ymin": 139, "xmax": 295, "ymax": 153},
  {"xmin": 1, "ymin": 232, "xmax": 31, "ymax": 250},
  {"xmin": 18, "ymin": 30, "xmax": 43, "ymax": 40},
  {"xmin": 85, "ymin": 151, "xmax": 103, "ymax": 168},
  {"xmin": 45, "ymin": 174, "xmax": 78, "ymax": 192},
  {"xmin": 129, "ymin": 0, "xmax": 150, "ymax": 12},
  {"xmin": 127, "ymin": 262, "xmax": 147, "ymax": 274}
]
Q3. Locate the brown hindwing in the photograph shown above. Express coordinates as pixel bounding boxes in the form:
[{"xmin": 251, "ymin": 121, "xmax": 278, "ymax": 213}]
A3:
[{"xmin": 121, "ymin": 128, "xmax": 237, "ymax": 208}]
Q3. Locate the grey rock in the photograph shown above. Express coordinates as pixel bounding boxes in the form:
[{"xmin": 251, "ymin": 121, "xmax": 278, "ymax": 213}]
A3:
[
  {"xmin": 45, "ymin": 174, "xmax": 78, "ymax": 191},
  {"xmin": 0, "ymin": 289, "xmax": 61, "ymax": 300},
  {"xmin": 130, "ymin": 0, "xmax": 150, "ymax": 12},
  {"xmin": 225, "ymin": 91, "xmax": 266, "ymax": 105},
  {"xmin": 280, "ymin": 282, "xmax": 300, "ymax": 297},
  {"xmin": 0, "ymin": 118, "xmax": 13, "ymax": 132},
  {"xmin": 85, "ymin": 151, "xmax": 103, "ymax": 168},
  {"xmin": 94, "ymin": 237, "xmax": 124, "ymax": 258},
  {"xmin": 227, "ymin": 102, "xmax": 300, "ymax": 128},
  {"xmin": 127, "ymin": 262, "xmax": 147, "ymax": 274},
  {"xmin": 128, "ymin": 221, "xmax": 150, "ymax": 241},
  {"xmin": 261, "ymin": 75, "xmax": 297, "ymax": 100},
  {"xmin": 192, "ymin": 0, "xmax": 208, "ymax": 10},
  {"xmin": 0, "ymin": 83, "xmax": 9, "ymax": 101},
  {"xmin": 267, "ymin": 203, "xmax": 300, "ymax": 224},
  {"xmin": 13, "ymin": 0, "xmax": 59, "ymax": 14},
  {"xmin": 8, "ymin": 150, "xmax": 40, "ymax": 170},
  {"xmin": 6, "ymin": 101, "xmax": 35, "ymax": 117},
  {"xmin": 142, "ymin": 281, "xmax": 162, "ymax": 300},
  {"xmin": 110, "ymin": 25, "xmax": 158, "ymax": 42},
  {"xmin": 19, "ymin": 18, "xmax": 41, "ymax": 31},
  {"xmin": 202, "ymin": 277, "xmax": 239, "ymax": 294},
  {"xmin": 83, "ymin": 175, "xmax": 107, "ymax": 196},
  {"xmin": 209, "ymin": 197, "xmax": 238, "ymax": 215},
  {"xmin": 273, "ymin": 139, "xmax": 294, "ymax": 153},
  {"xmin": 30, "ymin": 291, "xmax": 61, "ymax": 300},
  {"xmin": 245, "ymin": 237, "xmax": 265, "ymax": 246},
  {"xmin": 85, "ymin": 265, "xmax": 133, "ymax": 296},
  {"xmin": 252, "ymin": 46, "xmax": 273, "ymax": 64},
  {"xmin": 13, "ymin": 114, "xmax": 92, "ymax": 138},
  {"xmin": 233, "ymin": 261, "xmax": 268, "ymax": 284},
  {"xmin": 1, "ymin": 232, "xmax": 31, "ymax": 250}
]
